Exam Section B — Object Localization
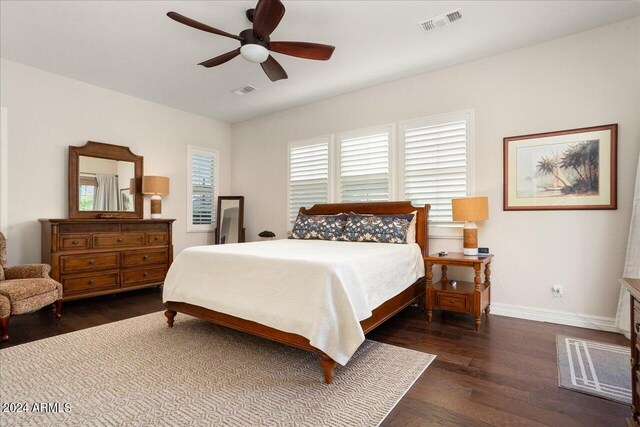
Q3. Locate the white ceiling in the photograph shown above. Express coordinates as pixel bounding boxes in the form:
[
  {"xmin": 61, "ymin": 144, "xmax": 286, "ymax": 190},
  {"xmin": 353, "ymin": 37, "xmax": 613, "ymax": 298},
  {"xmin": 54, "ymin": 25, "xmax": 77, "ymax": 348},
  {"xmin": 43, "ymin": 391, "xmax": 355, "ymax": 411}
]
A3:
[{"xmin": 1, "ymin": 1, "xmax": 639, "ymax": 123}]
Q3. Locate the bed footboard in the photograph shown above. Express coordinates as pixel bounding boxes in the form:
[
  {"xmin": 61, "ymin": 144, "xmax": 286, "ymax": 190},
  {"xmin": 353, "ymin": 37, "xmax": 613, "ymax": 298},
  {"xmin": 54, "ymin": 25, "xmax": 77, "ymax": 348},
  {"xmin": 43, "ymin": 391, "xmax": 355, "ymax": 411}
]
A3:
[{"xmin": 164, "ymin": 276, "xmax": 424, "ymax": 384}]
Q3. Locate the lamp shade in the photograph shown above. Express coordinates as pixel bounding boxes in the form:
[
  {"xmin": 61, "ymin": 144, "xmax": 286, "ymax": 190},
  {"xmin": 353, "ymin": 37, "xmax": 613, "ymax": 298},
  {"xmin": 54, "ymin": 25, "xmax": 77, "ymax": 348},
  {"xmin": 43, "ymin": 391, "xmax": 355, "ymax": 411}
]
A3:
[
  {"xmin": 142, "ymin": 176, "xmax": 170, "ymax": 196},
  {"xmin": 452, "ymin": 197, "xmax": 489, "ymax": 222},
  {"xmin": 240, "ymin": 44, "xmax": 269, "ymax": 63}
]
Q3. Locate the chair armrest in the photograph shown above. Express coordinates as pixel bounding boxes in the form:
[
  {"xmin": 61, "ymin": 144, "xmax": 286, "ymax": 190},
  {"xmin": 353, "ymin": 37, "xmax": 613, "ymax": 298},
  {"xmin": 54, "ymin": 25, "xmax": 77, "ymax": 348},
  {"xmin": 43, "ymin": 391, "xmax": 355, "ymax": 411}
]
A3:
[{"xmin": 4, "ymin": 264, "xmax": 52, "ymax": 280}]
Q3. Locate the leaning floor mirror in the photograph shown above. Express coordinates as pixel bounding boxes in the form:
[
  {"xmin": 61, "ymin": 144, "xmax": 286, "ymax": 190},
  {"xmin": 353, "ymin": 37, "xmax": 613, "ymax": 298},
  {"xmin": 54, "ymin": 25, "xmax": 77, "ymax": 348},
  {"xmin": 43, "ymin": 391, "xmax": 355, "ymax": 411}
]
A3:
[{"xmin": 216, "ymin": 196, "xmax": 245, "ymax": 244}]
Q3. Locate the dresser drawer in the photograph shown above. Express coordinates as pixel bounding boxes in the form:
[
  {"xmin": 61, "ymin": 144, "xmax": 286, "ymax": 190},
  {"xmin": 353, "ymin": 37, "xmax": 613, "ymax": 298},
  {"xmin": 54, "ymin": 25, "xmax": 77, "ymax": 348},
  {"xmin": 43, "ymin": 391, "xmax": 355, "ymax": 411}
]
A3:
[
  {"xmin": 121, "ymin": 223, "xmax": 169, "ymax": 232},
  {"xmin": 62, "ymin": 272, "xmax": 119, "ymax": 294},
  {"xmin": 147, "ymin": 232, "xmax": 168, "ymax": 245},
  {"xmin": 122, "ymin": 248, "xmax": 168, "ymax": 268},
  {"xmin": 122, "ymin": 266, "xmax": 167, "ymax": 286},
  {"xmin": 59, "ymin": 234, "xmax": 91, "ymax": 251},
  {"xmin": 93, "ymin": 233, "xmax": 145, "ymax": 249},
  {"xmin": 59, "ymin": 223, "xmax": 118, "ymax": 233},
  {"xmin": 60, "ymin": 252, "xmax": 119, "ymax": 274},
  {"xmin": 435, "ymin": 292, "xmax": 469, "ymax": 311}
]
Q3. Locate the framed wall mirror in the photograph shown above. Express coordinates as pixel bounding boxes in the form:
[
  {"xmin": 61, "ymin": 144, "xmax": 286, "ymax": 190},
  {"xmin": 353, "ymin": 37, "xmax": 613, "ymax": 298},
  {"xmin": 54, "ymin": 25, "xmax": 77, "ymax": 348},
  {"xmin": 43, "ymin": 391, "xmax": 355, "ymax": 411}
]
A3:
[
  {"xmin": 216, "ymin": 196, "xmax": 245, "ymax": 244},
  {"xmin": 69, "ymin": 141, "xmax": 143, "ymax": 219}
]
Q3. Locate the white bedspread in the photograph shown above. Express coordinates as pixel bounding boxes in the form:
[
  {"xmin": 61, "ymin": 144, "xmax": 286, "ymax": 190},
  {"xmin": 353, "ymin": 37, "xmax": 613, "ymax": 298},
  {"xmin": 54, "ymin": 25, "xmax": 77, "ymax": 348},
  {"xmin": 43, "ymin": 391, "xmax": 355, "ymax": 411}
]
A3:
[{"xmin": 163, "ymin": 239, "xmax": 425, "ymax": 365}]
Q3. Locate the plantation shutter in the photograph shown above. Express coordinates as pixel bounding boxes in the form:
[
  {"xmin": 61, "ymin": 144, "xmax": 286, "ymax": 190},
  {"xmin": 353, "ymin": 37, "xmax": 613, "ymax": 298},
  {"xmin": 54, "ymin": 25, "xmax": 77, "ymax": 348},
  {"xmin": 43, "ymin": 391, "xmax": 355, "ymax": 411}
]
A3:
[
  {"xmin": 289, "ymin": 141, "xmax": 330, "ymax": 224},
  {"xmin": 339, "ymin": 129, "xmax": 391, "ymax": 202},
  {"xmin": 191, "ymin": 151, "xmax": 216, "ymax": 225},
  {"xmin": 403, "ymin": 120, "xmax": 467, "ymax": 222}
]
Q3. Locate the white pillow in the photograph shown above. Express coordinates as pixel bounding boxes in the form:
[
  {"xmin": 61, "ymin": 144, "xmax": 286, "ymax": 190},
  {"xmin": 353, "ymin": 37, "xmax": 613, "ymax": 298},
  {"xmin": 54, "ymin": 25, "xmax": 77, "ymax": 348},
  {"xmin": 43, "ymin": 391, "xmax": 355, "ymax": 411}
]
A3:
[{"xmin": 406, "ymin": 210, "xmax": 418, "ymax": 244}]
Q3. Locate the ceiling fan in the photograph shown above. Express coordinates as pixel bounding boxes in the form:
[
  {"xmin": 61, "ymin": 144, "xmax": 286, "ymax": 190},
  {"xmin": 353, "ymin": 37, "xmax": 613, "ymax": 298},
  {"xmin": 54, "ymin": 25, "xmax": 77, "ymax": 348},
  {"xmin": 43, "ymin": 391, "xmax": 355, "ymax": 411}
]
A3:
[{"xmin": 167, "ymin": 0, "xmax": 335, "ymax": 82}]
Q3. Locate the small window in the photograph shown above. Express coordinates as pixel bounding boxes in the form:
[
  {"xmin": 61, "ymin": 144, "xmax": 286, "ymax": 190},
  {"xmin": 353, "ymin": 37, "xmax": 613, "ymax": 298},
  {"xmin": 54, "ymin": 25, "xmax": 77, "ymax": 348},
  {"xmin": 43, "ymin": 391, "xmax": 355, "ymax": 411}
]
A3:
[
  {"xmin": 338, "ymin": 126, "xmax": 392, "ymax": 202},
  {"xmin": 187, "ymin": 146, "xmax": 218, "ymax": 232},
  {"xmin": 78, "ymin": 175, "xmax": 97, "ymax": 210},
  {"xmin": 288, "ymin": 137, "xmax": 331, "ymax": 226},
  {"xmin": 400, "ymin": 111, "xmax": 472, "ymax": 224}
]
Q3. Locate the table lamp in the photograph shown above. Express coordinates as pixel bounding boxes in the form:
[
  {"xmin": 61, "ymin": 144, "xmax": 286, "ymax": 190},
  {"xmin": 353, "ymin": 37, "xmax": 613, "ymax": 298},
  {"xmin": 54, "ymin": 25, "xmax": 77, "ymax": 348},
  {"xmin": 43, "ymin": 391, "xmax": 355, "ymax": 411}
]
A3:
[
  {"xmin": 452, "ymin": 196, "xmax": 489, "ymax": 256},
  {"xmin": 142, "ymin": 176, "xmax": 170, "ymax": 219}
]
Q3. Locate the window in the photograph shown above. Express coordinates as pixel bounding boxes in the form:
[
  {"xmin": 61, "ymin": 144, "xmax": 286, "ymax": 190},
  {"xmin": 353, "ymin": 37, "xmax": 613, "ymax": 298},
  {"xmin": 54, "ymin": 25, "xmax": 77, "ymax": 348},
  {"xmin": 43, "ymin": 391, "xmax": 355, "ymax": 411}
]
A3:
[
  {"xmin": 187, "ymin": 146, "xmax": 218, "ymax": 232},
  {"xmin": 400, "ymin": 111, "xmax": 473, "ymax": 224},
  {"xmin": 288, "ymin": 137, "xmax": 331, "ymax": 225},
  {"xmin": 338, "ymin": 126, "xmax": 392, "ymax": 202},
  {"xmin": 285, "ymin": 110, "xmax": 474, "ymax": 235},
  {"xmin": 78, "ymin": 176, "xmax": 97, "ymax": 211}
]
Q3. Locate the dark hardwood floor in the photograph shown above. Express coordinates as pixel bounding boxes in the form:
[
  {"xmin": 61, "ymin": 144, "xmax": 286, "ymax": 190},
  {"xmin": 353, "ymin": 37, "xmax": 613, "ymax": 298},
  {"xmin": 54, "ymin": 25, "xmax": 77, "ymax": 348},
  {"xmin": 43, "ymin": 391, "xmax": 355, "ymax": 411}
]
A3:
[{"xmin": 0, "ymin": 289, "xmax": 627, "ymax": 426}]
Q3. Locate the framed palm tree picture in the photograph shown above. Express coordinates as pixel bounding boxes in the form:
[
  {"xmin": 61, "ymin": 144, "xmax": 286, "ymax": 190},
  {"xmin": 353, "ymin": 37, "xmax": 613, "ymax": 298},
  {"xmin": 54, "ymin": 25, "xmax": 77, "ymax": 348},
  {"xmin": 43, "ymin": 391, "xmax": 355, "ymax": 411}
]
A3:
[{"xmin": 503, "ymin": 124, "xmax": 617, "ymax": 210}]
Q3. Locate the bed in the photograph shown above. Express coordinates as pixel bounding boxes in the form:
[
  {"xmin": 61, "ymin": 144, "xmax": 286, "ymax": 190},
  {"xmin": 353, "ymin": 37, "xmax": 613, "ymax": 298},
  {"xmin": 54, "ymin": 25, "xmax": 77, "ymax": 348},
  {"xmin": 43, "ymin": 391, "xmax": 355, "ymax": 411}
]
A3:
[{"xmin": 163, "ymin": 201, "xmax": 430, "ymax": 383}]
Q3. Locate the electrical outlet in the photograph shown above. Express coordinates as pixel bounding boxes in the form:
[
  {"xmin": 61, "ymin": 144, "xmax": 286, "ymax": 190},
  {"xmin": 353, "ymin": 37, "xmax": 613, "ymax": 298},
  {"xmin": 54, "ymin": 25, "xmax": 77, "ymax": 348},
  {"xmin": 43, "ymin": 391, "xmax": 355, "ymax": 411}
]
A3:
[{"xmin": 552, "ymin": 284, "xmax": 564, "ymax": 297}]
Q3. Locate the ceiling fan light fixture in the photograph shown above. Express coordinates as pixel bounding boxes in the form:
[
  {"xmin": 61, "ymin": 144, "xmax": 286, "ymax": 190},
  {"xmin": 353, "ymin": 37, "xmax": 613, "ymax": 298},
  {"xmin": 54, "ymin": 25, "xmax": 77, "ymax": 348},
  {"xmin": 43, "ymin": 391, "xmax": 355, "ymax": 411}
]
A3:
[{"xmin": 240, "ymin": 44, "xmax": 269, "ymax": 63}]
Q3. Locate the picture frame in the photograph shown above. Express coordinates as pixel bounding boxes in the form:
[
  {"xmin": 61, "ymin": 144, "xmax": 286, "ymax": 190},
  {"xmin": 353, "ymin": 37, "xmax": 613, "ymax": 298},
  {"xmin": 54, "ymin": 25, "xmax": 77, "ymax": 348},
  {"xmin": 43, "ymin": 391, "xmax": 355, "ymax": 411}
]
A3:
[
  {"xmin": 120, "ymin": 188, "xmax": 134, "ymax": 212},
  {"xmin": 503, "ymin": 124, "xmax": 617, "ymax": 211}
]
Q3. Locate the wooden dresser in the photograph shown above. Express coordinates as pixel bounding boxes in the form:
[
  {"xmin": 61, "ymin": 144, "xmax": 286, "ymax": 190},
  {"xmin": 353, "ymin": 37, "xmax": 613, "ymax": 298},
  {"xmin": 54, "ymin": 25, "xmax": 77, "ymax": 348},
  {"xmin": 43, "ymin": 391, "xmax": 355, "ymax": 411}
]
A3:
[
  {"xmin": 39, "ymin": 219, "xmax": 175, "ymax": 301},
  {"xmin": 622, "ymin": 277, "xmax": 640, "ymax": 427}
]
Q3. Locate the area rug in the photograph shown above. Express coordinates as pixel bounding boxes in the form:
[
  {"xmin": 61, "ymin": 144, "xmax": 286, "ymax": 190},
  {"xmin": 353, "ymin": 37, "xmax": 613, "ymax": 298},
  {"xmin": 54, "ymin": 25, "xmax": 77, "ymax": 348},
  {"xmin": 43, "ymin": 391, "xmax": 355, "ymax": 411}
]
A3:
[
  {"xmin": 556, "ymin": 335, "xmax": 631, "ymax": 404},
  {"xmin": 0, "ymin": 312, "xmax": 435, "ymax": 426}
]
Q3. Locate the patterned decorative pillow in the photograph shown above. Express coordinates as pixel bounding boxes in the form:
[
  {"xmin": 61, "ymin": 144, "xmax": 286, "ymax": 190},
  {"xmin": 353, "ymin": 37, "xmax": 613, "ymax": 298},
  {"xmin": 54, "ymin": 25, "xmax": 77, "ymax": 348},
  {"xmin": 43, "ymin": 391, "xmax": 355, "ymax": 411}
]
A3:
[
  {"xmin": 342, "ymin": 213, "xmax": 414, "ymax": 244},
  {"xmin": 290, "ymin": 213, "xmax": 348, "ymax": 241}
]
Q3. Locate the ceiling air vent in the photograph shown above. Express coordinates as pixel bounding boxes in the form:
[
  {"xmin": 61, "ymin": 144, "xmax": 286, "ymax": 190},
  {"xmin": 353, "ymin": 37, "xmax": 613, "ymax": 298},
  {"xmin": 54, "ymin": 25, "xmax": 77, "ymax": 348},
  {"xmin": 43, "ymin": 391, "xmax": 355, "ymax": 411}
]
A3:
[
  {"xmin": 419, "ymin": 9, "xmax": 462, "ymax": 32},
  {"xmin": 231, "ymin": 85, "xmax": 257, "ymax": 96}
]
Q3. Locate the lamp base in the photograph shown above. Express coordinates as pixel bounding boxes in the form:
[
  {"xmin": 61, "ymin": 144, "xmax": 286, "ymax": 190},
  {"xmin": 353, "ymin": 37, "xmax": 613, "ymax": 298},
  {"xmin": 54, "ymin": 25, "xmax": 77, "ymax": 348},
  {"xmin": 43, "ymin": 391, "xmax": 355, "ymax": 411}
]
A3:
[
  {"xmin": 463, "ymin": 247, "xmax": 479, "ymax": 256},
  {"xmin": 463, "ymin": 221, "xmax": 478, "ymax": 257},
  {"xmin": 150, "ymin": 195, "xmax": 162, "ymax": 219}
]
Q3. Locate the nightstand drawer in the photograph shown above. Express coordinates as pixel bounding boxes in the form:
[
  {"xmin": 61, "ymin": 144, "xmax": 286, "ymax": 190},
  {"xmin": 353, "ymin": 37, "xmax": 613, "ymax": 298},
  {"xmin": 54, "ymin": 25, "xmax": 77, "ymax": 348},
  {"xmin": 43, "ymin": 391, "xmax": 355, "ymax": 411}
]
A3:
[{"xmin": 435, "ymin": 292, "xmax": 469, "ymax": 311}]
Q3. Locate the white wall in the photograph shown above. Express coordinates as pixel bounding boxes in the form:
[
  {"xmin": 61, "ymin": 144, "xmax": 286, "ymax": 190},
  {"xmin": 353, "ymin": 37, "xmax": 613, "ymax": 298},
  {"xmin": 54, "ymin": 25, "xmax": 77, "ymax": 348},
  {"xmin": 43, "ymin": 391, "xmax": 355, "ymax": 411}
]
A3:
[
  {"xmin": 231, "ymin": 18, "xmax": 640, "ymax": 321},
  {"xmin": 0, "ymin": 59, "xmax": 231, "ymax": 265}
]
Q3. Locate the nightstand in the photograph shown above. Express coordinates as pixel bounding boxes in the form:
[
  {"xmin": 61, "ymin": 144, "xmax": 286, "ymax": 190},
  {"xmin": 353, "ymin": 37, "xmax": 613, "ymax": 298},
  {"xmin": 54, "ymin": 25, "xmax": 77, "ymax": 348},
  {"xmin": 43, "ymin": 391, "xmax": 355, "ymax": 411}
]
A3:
[{"xmin": 424, "ymin": 252, "xmax": 493, "ymax": 331}]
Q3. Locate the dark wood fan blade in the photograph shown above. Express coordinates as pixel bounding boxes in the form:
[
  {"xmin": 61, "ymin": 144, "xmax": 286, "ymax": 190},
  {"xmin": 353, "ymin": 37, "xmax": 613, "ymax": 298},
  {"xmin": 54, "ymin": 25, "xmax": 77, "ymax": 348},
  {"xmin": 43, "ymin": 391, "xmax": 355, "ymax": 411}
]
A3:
[
  {"xmin": 198, "ymin": 48, "xmax": 241, "ymax": 68},
  {"xmin": 261, "ymin": 55, "xmax": 288, "ymax": 81},
  {"xmin": 167, "ymin": 11, "xmax": 242, "ymax": 41},
  {"xmin": 253, "ymin": 0, "xmax": 285, "ymax": 39},
  {"xmin": 269, "ymin": 41, "xmax": 335, "ymax": 60}
]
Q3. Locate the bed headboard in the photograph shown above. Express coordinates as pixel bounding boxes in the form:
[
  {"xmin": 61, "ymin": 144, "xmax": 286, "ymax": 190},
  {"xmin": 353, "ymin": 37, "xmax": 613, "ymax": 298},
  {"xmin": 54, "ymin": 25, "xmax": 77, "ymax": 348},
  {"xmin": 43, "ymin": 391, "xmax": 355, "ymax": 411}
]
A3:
[{"xmin": 300, "ymin": 201, "xmax": 430, "ymax": 257}]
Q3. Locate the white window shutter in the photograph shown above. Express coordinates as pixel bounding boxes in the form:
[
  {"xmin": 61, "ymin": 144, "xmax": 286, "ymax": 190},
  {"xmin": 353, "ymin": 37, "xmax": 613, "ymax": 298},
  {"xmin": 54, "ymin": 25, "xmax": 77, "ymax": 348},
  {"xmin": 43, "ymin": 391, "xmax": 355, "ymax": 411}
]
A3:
[
  {"xmin": 289, "ymin": 140, "xmax": 330, "ymax": 224},
  {"xmin": 403, "ymin": 120, "xmax": 467, "ymax": 222},
  {"xmin": 189, "ymin": 147, "xmax": 218, "ymax": 230},
  {"xmin": 339, "ymin": 129, "xmax": 390, "ymax": 202}
]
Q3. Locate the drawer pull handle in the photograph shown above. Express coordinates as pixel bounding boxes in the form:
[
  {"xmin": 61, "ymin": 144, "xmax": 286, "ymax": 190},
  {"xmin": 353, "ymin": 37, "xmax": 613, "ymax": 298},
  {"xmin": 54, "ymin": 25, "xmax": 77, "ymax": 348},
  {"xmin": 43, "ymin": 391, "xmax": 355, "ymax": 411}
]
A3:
[
  {"xmin": 143, "ymin": 255, "xmax": 149, "ymax": 260},
  {"xmin": 88, "ymin": 280, "xmax": 96, "ymax": 285},
  {"xmin": 65, "ymin": 227, "xmax": 71, "ymax": 232},
  {"xmin": 117, "ymin": 238, "xmax": 123, "ymax": 243},
  {"xmin": 635, "ymin": 323, "xmax": 640, "ymax": 334},
  {"xmin": 143, "ymin": 272, "xmax": 148, "ymax": 277},
  {"xmin": 449, "ymin": 299, "xmax": 454, "ymax": 304},
  {"xmin": 154, "ymin": 236, "xmax": 159, "ymax": 241},
  {"xmin": 88, "ymin": 259, "xmax": 96, "ymax": 265},
  {"xmin": 72, "ymin": 240, "xmax": 79, "ymax": 245}
]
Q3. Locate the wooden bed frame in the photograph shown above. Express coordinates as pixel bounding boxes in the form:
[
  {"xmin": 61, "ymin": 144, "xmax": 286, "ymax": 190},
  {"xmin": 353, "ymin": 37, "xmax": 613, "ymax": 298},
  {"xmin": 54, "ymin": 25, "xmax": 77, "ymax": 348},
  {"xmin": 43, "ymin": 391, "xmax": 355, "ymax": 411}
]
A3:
[{"xmin": 164, "ymin": 201, "xmax": 430, "ymax": 384}]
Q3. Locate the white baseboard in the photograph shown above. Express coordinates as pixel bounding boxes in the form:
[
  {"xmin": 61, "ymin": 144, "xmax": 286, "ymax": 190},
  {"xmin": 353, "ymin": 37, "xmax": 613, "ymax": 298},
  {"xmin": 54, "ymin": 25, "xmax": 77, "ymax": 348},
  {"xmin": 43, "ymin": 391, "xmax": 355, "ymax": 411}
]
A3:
[{"xmin": 490, "ymin": 302, "xmax": 619, "ymax": 333}]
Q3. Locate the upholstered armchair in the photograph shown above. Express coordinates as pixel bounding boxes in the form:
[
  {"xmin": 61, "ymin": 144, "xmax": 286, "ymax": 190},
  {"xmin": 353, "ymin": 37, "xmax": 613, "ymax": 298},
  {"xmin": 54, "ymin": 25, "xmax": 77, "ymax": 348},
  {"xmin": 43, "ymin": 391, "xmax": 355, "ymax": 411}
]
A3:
[{"xmin": 0, "ymin": 232, "xmax": 62, "ymax": 341}]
